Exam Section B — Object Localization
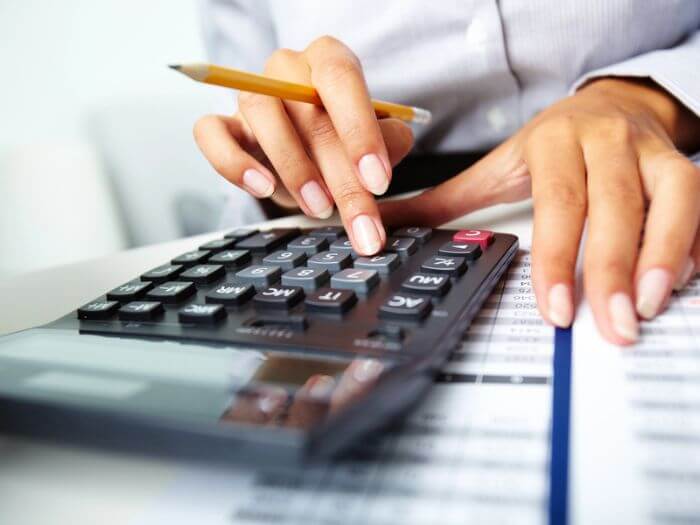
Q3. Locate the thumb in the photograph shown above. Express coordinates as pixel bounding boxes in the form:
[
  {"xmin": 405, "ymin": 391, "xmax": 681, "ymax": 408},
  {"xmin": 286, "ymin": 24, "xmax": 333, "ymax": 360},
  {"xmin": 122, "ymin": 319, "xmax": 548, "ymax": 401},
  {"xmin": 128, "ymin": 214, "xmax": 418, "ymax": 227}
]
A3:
[
  {"xmin": 379, "ymin": 137, "xmax": 531, "ymax": 227},
  {"xmin": 378, "ymin": 118, "xmax": 415, "ymax": 167}
]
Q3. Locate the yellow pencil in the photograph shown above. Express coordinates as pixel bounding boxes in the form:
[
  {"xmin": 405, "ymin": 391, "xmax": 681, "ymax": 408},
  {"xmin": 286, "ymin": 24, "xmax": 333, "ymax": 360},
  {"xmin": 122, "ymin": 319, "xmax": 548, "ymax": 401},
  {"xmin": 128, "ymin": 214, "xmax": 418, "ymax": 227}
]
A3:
[{"xmin": 169, "ymin": 63, "xmax": 432, "ymax": 125}]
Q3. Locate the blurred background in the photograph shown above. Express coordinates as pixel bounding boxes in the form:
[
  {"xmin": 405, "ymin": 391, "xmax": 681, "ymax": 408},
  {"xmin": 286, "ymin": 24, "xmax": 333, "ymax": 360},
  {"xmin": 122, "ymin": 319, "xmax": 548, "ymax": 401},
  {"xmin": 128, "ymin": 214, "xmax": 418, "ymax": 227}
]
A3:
[{"xmin": 0, "ymin": 0, "xmax": 228, "ymax": 280}]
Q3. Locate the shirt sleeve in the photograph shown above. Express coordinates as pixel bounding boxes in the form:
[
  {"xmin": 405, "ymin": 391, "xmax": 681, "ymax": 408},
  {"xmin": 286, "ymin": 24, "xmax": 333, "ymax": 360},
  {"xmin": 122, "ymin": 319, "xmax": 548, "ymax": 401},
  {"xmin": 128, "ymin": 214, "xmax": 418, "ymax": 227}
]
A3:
[
  {"xmin": 570, "ymin": 29, "xmax": 700, "ymax": 120},
  {"xmin": 199, "ymin": 0, "xmax": 277, "ymax": 112}
]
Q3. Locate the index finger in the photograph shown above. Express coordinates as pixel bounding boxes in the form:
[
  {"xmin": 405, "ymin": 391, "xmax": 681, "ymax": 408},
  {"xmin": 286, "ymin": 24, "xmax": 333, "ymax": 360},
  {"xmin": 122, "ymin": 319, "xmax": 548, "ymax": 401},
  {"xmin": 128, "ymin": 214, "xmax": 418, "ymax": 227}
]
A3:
[{"xmin": 304, "ymin": 36, "xmax": 391, "ymax": 195}]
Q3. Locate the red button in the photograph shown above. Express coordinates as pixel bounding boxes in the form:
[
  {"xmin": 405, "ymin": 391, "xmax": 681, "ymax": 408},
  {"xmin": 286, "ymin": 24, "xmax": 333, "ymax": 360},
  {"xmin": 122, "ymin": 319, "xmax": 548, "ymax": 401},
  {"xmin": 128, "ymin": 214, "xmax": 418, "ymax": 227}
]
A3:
[{"xmin": 452, "ymin": 229, "xmax": 494, "ymax": 249}]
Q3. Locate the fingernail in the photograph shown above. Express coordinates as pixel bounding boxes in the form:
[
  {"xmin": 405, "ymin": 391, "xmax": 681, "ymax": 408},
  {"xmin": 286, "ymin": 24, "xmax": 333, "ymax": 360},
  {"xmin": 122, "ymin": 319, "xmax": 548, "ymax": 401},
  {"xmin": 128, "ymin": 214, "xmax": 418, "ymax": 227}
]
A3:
[
  {"xmin": 636, "ymin": 268, "xmax": 672, "ymax": 319},
  {"xmin": 300, "ymin": 180, "xmax": 333, "ymax": 219},
  {"xmin": 609, "ymin": 292, "xmax": 639, "ymax": 342},
  {"xmin": 358, "ymin": 154, "xmax": 389, "ymax": 195},
  {"xmin": 352, "ymin": 214, "xmax": 382, "ymax": 254},
  {"xmin": 256, "ymin": 388, "xmax": 287, "ymax": 414},
  {"xmin": 674, "ymin": 258, "xmax": 695, "ymax": 291},
  {"xmin": 548, "ymin": 283, "xmax": 573, "ymax": 328},
  {"xmin": 242, "ymin": 168, "xmax": 275, "ymax": 198},
  {"xmin": 352, "ymin": 359, "xmax": 384, "ymax": 383},
  {"xmin": 307, "ymin": 375, "xmax": 335, "ymax": 400}
]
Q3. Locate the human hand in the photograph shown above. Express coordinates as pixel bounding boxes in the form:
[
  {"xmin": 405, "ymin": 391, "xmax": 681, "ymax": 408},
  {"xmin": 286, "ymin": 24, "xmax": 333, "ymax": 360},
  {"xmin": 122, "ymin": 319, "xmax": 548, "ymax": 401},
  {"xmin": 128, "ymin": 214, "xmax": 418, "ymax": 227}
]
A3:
[
  {"xmin": 382, "ymin": 78, "xmax": 700, "ymax": 344},
  {"xmin": 193, "ymin": 36, "xmax": 415, "ymax": 256}
]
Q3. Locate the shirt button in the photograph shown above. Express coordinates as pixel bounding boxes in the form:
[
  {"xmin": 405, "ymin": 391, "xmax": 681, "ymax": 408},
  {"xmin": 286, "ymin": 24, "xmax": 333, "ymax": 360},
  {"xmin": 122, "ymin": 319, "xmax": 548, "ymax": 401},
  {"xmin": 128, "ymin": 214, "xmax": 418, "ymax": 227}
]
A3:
[{"xmin": 487, "ymin": 106, "xmax": 508, "ymax": 132}]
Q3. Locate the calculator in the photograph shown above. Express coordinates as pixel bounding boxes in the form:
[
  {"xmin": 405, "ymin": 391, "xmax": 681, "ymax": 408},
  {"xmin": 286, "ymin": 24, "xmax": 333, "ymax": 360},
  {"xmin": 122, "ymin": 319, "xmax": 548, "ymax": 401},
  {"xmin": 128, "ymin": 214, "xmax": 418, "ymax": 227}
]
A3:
[{"xmin": 0, "ymin": 226, "xmax": 518, "ymax": 464}]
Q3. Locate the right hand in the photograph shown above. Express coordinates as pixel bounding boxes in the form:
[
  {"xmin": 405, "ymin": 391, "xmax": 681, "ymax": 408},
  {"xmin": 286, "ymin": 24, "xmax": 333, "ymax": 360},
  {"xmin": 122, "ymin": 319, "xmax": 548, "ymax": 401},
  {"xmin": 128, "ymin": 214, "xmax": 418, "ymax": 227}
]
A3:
[{"xmin": 193, "ymin": 36, "xmax": 415, "ymax": 255}]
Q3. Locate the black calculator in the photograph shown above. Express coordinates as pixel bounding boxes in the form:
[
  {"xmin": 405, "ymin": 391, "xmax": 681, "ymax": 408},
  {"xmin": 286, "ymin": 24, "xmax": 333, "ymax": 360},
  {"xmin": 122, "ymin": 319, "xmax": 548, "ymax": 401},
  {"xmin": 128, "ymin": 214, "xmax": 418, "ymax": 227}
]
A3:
[{"xmin": 0, "ymin": 226, "xmax": 517, "ymax": 464}]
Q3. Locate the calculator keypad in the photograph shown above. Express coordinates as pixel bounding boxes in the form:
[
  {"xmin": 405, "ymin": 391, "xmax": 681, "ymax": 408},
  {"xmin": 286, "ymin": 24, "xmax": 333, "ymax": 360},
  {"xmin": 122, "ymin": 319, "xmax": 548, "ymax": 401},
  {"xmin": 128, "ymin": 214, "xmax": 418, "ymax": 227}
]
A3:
[{"xmin": 77, "ymin": 226, "xmax": 517, "ymax": 358}]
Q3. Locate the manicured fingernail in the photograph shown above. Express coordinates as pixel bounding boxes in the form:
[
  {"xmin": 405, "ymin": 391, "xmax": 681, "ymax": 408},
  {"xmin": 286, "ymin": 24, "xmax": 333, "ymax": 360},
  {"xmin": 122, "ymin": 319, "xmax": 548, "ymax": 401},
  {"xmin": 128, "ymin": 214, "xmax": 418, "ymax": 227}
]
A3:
[
  {"xmin": 352, "ymin": 359, "xmax": 384, "ymax": 383},
  {"xmin": 609, "ymin": 292, "xmax": 639, "ymax": 342},
  {"xmin": 307, "ymin": 375, "xmax": 336, "ymax": 399},
  {"xmin": 674, "ymin": 258, "xmax": 695, "ymax": 291},
  {"xmin": 300, "ymin": 180, "xmax": 333, "ymax": 219},
  {"xmin": 352, "ymin": 214, "xmax": 382, "ymax": 254},
  {"xmin": 636, "ymin": 268, "xmax": 672, "ymax": 319},
  {"xmin": 242, "ymin": 168, "xmax": 275, "ymax": 198},
  {"xmin": 256, "ymin": 388, "xmax": 287, "ymax": 414},
  {"xmin": 548, "ymin": 283, "xmax": 573, "ymax": 328},
  {"xmin": 358, "ymin": 154, "xmax": 389, "ymax": 195}
]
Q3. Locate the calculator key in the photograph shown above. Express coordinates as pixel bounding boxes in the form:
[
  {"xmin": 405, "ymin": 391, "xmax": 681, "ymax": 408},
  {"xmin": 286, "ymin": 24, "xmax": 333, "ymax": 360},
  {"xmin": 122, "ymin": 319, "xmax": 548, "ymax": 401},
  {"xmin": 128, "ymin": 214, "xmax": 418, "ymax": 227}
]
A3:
[
  {"xmin": 385, "ymin": 237, "xmax": 417, "ymax": 257},
  {"xmin": 331, "ymin": 269, "xmax": 379, "ymax": 293},
  {"xmin": 401, "ymin": 272, "xmax": 451, "ymax": 296},
  {"xmin": 309, "ymin": 226, "xmax": 345, "ymax": 239},
  {"xmin": 118, "ymin": 301, "xmax": 164, "ymax": 321},
  {"xmin": 329, "ymin": 237, "xmax": 357, "ymax": 257},
  {"xmin": 263, "ymin": 250, "xmax": 307, "ymax": 270},
  {"xmin": 172, "ymin": 250, "xmax": 210, "ymax": 267},
  {"xmin": 208, "ymin": 249, "xmax": 251, "ymax": 268},
  {"xmin": 236, "ymin": 229, "xmax": 300, "ymax": 253},
  {"xmin": 77, "ymin": 300, "xmax": 120, "ymax": 320},
  {"xmin": 287, "ymin": 235, "xmax": 329, "ymax": 255},
  {"xmin": 305, "ymin": 288, "xmax": 357, "ymax": 313},
  {"xmin": 393, "ymin": 227, "xmax": 432, "ymax": 244},
  {"xmin": 180, "ymin": 264, "xmax": 225, "ymax": 284},
  {"xmin": 379, "ymin": 293, "xmax": 432, "ymax": 320},
  {"xmin": 205, "ymin": 282, "xmax": 255, "ymax": 306},
  {"xmin": 199, "ymin": 238, "xmax": 237, "ymax": 252},
  {"xmin": 178, "ymin": 303, "xmax": 226, "ymax": 324},
  {"xmin": 354, "ymin": 253, "xmax": 400, "ymax": 274},
  {"xmin": 235, "ymin": 265, "xmax": 282, "ymax": 288},
  {"xmin": 421, "ymin": 255, "xmax": 467, "ymax": 276},
  {"xmin": 224, "ymin": 228, "xmax": 258, "ymax": 241},
  {"xmin": 141, "ymin": 264, "xmax": 183, "ymax": 284},
  {"xmin": 281, "ymin": 267, "xmax": 330, "ymax": 290},
  {"xmin": 106, "ymin": 281, "xmax": 153, "ymax": 301},
  {"xmin": 253, "ymin": 286, "xmax": 305, "ymax": 309},
  {"xmin": 438, "ymin": 241, "xmax": 482, "ymax": 260},
  {"xmin": 308, "ymin": 251, "xmax": 352, "ymax": 273},
  {"xmin": 145, "ymin": 281, "xmax": 196, "ymax": 303},
  {"xmin": 452, "ymin": 229, "xmax": 494, "ymax": 249}
]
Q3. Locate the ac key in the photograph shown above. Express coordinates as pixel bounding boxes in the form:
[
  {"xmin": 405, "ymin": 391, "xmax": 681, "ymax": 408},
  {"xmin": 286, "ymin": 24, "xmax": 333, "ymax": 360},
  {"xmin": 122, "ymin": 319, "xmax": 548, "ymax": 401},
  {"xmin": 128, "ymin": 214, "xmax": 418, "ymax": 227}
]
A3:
[{"xmin": 379, "ymin": 293, "xmax": 432, "ymax": 320}]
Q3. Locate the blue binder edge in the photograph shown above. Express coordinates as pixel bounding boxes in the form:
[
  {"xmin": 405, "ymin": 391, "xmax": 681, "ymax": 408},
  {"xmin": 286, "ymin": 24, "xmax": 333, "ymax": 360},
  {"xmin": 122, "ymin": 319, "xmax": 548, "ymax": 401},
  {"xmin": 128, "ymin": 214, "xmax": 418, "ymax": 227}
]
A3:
[{"xmin": 549, "ymin": 327, "xmax": 572, "ymax": 525}]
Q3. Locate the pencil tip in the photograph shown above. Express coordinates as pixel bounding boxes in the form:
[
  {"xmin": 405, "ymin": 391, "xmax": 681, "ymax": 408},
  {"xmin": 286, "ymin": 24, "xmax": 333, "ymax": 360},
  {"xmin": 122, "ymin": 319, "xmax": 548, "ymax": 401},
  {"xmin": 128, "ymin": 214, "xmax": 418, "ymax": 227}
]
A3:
[{"xmin": 168, "ymin": 64, "xmax": 182, "ymax": 71}]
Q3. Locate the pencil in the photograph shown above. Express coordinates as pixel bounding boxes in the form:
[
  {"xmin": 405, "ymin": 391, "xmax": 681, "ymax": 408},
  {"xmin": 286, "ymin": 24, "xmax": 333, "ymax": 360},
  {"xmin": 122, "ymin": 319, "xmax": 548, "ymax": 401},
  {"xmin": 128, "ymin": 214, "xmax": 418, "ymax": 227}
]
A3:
[{"xmin": 169, "ymin": 63, "xmax": 432, "ymax": 125}]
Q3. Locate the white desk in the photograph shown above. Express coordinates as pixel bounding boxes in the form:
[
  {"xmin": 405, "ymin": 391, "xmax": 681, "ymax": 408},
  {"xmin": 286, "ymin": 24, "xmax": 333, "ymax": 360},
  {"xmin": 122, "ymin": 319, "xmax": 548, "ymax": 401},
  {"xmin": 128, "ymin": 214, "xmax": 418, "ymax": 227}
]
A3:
[{"xmin": 0, "ymin": 204, "xmax": 532, "ymax": 524}]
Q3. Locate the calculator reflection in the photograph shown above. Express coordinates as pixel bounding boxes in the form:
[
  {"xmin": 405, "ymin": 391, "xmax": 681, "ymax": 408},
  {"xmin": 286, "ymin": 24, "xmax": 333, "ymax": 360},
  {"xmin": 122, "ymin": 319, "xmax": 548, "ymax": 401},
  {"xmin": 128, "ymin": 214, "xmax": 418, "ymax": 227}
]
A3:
[{"xmin": 220, "ymin": 357, "xmax": 385, "ymax": 430}]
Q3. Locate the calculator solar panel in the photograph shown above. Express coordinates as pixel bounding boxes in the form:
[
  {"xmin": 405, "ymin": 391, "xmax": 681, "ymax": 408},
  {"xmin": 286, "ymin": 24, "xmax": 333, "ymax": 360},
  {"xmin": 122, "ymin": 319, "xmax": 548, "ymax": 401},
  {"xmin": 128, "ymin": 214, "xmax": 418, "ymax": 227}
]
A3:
[{"xmin": 0, "ymin": 226, "xmax": 518, "ymax": 464}]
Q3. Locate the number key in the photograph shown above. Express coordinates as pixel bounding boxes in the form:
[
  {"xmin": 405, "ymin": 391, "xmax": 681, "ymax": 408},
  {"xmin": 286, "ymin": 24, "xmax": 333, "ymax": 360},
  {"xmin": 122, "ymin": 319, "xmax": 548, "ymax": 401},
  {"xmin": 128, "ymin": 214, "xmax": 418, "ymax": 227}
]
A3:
[{"xmin": 308, "ymin": 251, "xmax": 352, "ymax": 273}]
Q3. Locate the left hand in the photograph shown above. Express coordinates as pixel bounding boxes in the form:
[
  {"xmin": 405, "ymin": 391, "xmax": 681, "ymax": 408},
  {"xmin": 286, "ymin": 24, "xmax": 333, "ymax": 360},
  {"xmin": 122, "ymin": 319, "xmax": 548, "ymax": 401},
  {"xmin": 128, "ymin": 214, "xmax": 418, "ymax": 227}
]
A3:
[{"xmin": 381, "ymin": 77, "xmax": 700, "ymax": 345}]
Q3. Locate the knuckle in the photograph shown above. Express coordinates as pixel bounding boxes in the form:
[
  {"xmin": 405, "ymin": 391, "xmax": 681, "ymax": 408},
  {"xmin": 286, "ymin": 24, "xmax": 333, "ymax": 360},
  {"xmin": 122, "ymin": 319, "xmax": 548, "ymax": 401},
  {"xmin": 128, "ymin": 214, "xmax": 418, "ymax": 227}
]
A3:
[
  {"xmin": 309, "ymin": 34, "xmax": 343, "ymax": 53},
  {"xmin": 264, "ymin": 47, "xmax": 298, "ymax": 72},
  {"xmin": 529, "ymin": 115, "xmax": 577, "ymax": 143},
  {"xmin": 605, "ymin": 179, "xmax": 644, "ymax": 214},
  {"xmin": 305, "ymin": 116, "xmax": 339, "ymax": 147},
  {"xmin": 237, "ymin": 91, "xmax": 266, "ymax": 112},
  {"xmin": 534, "ymin": 181, "xmax": 586, "ymax": 212},
  {"xmin": 312, "ymin": 54, "xmax": 360, "ymax": 87},
  {"xmin": 596, "ymin": 115, "xmax": 638, "ymax": 144},
  {"xmin": 587, "ymin": 257, "xmax": 631, "ymax": 280},
  {"xmin": 333, "ymin": 178, "xmax": 367, "ymax": 207},
  {"xmin": 192, "ymin": 114, "xmax": 219, "ymax": 142}
]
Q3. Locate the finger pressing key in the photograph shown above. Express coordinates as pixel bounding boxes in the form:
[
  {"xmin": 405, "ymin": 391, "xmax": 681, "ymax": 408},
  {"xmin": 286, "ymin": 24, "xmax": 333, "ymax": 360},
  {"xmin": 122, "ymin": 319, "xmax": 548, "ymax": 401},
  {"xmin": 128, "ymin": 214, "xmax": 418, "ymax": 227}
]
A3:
[{"xmin": 305, "ymin": 36, "xmax": 392, "ymax": 195}]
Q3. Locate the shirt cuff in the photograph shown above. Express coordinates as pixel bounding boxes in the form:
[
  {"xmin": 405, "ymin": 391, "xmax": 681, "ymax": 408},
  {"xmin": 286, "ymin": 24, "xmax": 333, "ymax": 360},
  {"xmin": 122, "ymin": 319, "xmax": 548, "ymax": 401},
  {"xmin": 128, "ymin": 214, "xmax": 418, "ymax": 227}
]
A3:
[{"xmin": 570, "ymin": 31, "xmax": 700, "ymax": 120}]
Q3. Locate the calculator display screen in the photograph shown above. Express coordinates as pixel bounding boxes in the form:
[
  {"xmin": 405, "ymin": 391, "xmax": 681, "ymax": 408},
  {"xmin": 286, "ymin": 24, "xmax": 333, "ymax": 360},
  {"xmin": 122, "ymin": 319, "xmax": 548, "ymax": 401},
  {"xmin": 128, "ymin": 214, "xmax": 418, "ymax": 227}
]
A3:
[{"xmin": 0, "ymin": 329, "xmax": 390, "ymax": 432}]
